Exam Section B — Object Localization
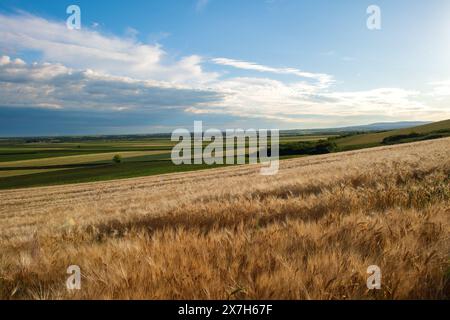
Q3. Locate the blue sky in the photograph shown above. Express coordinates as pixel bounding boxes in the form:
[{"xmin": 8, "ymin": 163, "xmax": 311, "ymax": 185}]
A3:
[{"xmin": 0, "ymin": 0, "xmax": 449, "ymax": 136}]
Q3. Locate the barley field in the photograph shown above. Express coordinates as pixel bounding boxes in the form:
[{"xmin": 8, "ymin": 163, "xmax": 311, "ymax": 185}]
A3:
[{"xmin": 0, "ymin": 138, "xmax": 449, "ymax": 300}]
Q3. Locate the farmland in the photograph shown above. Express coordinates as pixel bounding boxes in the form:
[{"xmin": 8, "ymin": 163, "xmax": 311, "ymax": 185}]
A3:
[
  {"xmin": 0, "ymin": 138, "xmax": 449, "ymax": 299},
  {"xmin": 0, "ymin": 120, "xmax": 449, "ymax": 190},
  {"xmin": 0, "ymin": 134, "xmax": 333, "ymax": 190}
]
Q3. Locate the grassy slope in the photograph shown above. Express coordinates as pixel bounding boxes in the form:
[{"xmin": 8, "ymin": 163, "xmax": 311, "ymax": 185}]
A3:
[{"xmin": 335, "ymin": 119, "xmax": 450, "ymax": 149}]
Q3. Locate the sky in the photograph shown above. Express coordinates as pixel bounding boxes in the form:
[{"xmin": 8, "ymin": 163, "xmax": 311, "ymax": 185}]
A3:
[{"xmin": 0, "ymin": 0, "xmax": 449, "ymax": 136}]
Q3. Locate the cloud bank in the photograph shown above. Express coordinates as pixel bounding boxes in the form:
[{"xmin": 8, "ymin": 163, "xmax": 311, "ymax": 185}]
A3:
[
  {"xmin": 0, "ymin": 57, "xmax": 221, "ymax": 110},
  {"xmin": 0, "ymin": 12, "xmax": 448, "ymax": 131}
]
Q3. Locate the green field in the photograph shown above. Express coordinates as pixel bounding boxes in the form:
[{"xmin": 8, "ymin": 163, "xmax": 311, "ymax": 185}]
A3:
[
  {"xmin": 0, "ymin": 134, "xmax": 334, "ymax": 190},
  {"xmin": 0, "ymin": 120, "xmax": 448, "ymax": 190}
]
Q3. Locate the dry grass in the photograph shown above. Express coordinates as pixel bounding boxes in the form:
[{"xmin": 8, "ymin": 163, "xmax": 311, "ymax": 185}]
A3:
[{"xmin": 0, "ymin": 138, "xmax": 449, "ymax": 300}]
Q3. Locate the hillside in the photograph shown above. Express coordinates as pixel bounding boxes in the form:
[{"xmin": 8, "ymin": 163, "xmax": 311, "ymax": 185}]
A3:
[
  {"xmin": 335, "ymin": 119, "xmax": 450, "ymax": 149},
  {"xmin": 281, "ymin": 121, "xmax": 430, "ymax": 136},
  {"xmin": 339, "ymin": 121, "xmax": 431, "ymax": 131},
  {"xmin": 1, "ymin": 138, "xmax": 449, "ymax": 299}
]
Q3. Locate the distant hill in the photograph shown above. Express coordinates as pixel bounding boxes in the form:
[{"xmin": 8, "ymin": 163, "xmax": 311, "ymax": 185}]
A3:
[
  {"xmin": 282, "ymin": 121, "xmax": 431, "ymax": 135},
  {"xmin": 338, "ymin": 121, "xmax": 431, "ymax": 132},
  {"xmin": 335, "ymin": 119, "xmax": 450, "ymax": 149}
]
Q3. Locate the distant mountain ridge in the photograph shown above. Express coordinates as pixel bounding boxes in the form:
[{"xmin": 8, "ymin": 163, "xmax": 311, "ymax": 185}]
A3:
[
  {"xmin": 336, "ymin": 121, "xmax": 431, "ymax": 132},
  {"xmin": 283, "ymin": 121, "xmax": 432, "ymax": 135}
]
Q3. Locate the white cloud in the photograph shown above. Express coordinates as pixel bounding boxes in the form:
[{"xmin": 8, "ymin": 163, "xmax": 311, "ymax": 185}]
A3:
[
  {"xmin": 0, "ymin": 55, "xmax": 446, "ymax": 124},
  {"xmin": 0, "ymin": 55, "xmax": 25, "ymax": 66},
  {"xmin": 0, "ymin": 56, "xmax": 221, "ymax": 110},
  {"xmin": 0, "ymin": 12, "xmax": 218, "ymax": 84},
  {"xmin": 429, "ymin": 80, "xmax": 450, "ymax": 97},
  {"xmin": 184, "ymin": 75, "xmax": 441, "ymax": 123},
  {"xmin": 212, "ymin": 57, "xmax": 333, "ymax": 87}
]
